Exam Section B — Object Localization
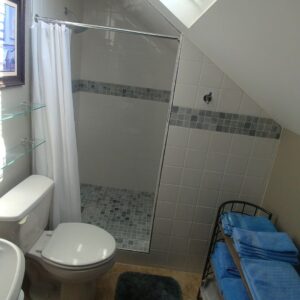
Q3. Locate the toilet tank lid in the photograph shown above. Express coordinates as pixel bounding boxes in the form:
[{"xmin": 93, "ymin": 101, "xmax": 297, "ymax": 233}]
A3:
[{"xmin": 0, "ymin": 175, "xmax": 54, "ymax": 222}]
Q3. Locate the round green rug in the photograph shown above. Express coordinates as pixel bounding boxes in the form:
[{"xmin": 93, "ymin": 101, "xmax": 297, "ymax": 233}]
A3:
[{"xmin": 115, "ymin": 272, "xmax": 183, "ymax": 300}]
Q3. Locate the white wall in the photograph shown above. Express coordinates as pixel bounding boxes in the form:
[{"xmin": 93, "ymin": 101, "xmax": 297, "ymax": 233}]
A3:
[
  {"xmin": 263, "ymin": 129, "xmax": 300, "ymax": 248},
  {"xmin": 151, "ymin": 0, "xmax": 300, "ymax": 135},
  {"xmin": 79, "ymin": 0, "xmax": 177, "ymax": 90},
  {"xmin": 76, "ymin": 0, "xmax": 178, "ymax": 192},
  {"xmin": 78, "ymin": 94, "xmax": 169, "ymax": 192},
  {"xmin": 118, "ymin": 36, "xmax": 279, "ymax": 273},
  {"xmin": 0, "ymin": 2, "xmax": 32, "ymax": 196}
]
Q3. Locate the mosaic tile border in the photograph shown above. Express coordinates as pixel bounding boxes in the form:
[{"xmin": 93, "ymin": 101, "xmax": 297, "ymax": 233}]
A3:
[
  {"xmin": 72, "ymin": 79, "xmax": 171, "ymax": 103},
  {"xmin": 170, "ymin": 106, "xmax": 282, "ymax": 139}
]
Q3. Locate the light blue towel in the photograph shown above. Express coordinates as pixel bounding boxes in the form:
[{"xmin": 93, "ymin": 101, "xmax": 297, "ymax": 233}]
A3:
[
  {"xmin": 211, "ymin": 242, "xmax": 242, "ymax": 297},
  {"xmin": 241, "ymin": 258, "xmax": 300, "ymax": 300},
  {"xmin": 211, "ymin": 242, "xmax": 240, "ymax": 279},
  {"xmin": 232, "ymin": 228, "xmax": 299, "ymax": 255},
  {"xmin": 221, "ymin": 278, "xmax": 250, "ymax": 300},
  {"xmin": 232, "ymin": 228, "xmax": 299, "ymax": 265},
  {"xmin": 234, "ymin": 240, "xmax": 299, "ymax": 265},
  {"xmin": 221, "ymin": 212, "xmax": 277, "ymax": 236},
  {"xmin": 211, "ymin": 259, "xmax": 223, "ymax": 295}
]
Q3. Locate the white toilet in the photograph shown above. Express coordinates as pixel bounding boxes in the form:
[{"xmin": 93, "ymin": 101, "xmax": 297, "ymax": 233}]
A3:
[{"xmin": 0, "ymin": 175, "xmax": 116, "ymax": 300}]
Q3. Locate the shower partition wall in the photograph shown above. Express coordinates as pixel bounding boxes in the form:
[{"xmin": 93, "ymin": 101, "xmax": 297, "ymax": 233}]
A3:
[{"xmin": 67, "ymin": 15, "xmax": 180, "ymax": 252}]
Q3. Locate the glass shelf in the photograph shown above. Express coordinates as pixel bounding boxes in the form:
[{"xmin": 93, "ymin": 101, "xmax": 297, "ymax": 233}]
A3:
[
  {"xmin": 1, "ymin": 139, "xmax": 46, "ymax": 170},
  {"xmin": 0, "ymin": 102, "xmax": 46, "ymax": 121}
]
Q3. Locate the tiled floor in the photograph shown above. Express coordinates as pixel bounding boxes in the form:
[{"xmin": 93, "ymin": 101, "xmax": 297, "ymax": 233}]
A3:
[
  {"xmin": 96, "ymin": 263, "xmax": 202, "ymax": 300},
  {"xmin": 24, "ymin": 263, "xmax": 201, "ymax": 300},
  {"xmin": 81, "ymin": 184, "xmax": 155, "ymax": 252}
]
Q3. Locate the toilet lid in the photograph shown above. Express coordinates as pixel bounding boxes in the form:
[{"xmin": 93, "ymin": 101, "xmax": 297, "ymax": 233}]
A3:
[{"xmin": 42, "ymin": 223, "xmax": 116, "ymax": 267}]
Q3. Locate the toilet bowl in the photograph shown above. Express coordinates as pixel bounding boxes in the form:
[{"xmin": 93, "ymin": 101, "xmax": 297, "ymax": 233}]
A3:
[
  {"xmin": 28, "ymin": 223, "xmax": 116, "ymax": 281},
  {"xmin": 0, "ymin": 175, "xmax": 116, "ymax": 300}
]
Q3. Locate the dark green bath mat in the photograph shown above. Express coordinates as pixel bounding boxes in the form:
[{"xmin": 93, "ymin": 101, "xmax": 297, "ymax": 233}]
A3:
[{"xmin": 115, "ymin": 272, "xmax": 183, "ymax": 300}]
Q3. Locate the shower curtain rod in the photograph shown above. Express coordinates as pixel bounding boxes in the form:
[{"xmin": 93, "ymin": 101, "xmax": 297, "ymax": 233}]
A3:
[{"xmin": 35, "ymin": 15, "xmax": 180, "ymax": 41}]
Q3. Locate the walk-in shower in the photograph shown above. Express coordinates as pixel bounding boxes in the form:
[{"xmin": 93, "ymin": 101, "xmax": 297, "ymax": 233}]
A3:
[{"xmin": 37, "ymin": 4, "xmax": 180, "ymax": 252}]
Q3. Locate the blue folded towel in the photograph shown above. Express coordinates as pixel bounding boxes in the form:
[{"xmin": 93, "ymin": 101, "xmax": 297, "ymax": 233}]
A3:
[
  {"xmin": 221, "ymin": 278, "xmax": 250, "ymax": 300},
  {"xmin": 234, "ymin": 241, "xmax": 299, "ymax": 265},
  {"xmin": 241, "ymin": 258, "xmax": 300, "ymax": 300},
  {"xmin": 232, "ymin": 228, "xmax": 299, "ymax": 265},
  {"xmin": 236, "ymin": 248, "xmax": 299, "ymax": 264},
  {"xmin": 211, "ymin": 242, "xmax": 240, "ymax": 280},
  {"xmin": 221, "ymin": 212, "xmax": 277, "ymax": 236},
  {"xmin": 232, "ymin": 228, "xmax": 299, "ymax": 255}
]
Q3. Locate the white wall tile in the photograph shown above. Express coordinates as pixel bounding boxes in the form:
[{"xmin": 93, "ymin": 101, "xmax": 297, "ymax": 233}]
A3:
[
  {"xmin": 209, "ymin": 132, "xmax": 232, "ymax": 154},
  {"xmin": 171, "ymin": 221, "xmax": 192, "ymax": 238},
  {"xmin": 77, "ymin": 93, "xmax": 167, "ymax": 191},
  {"xmin": 169, "ymin": 237, "xmax": 190, "ymax": 254},
  {"xmin": 217, "ymin": 89, "xmax": 243, "ymax": 113},
  {"xmin": 173, "ymin": 84, "xmax": 198, "ymax": 108},
  {"xmin": 189, "ymin": 239, "xmax": 208, "ymax": 255},
  {"xmin": 161, "ymin": 166, "xmax": 182, "ymax": 185},
  {"xmin": 205, "ymin": 152, "xmax": 228, "ymax": 172},
  {"xmin": 230, "ymin": 135, "xmax": 255, "ymax": 156},
  {"xmin": 184, "ymin": 149, "xmax": 207, "ymax": 169},
  {"xmin": 153, "ymin": 218, "xmax": 173, "ymax": 235},
  {"xmin": 193, "ymin": 207, "xmax": 216, "ymax": 224},
  {"xmin": 156, "ymin": 201, "xmax": 177, "ymax": 219},
  {"xmin": 150, "ymin": 234, "xmax": 170, "ymax": 252},
  {"xmin": 199, "ymin": 60, "xmax": 224, "ymax": 88},
  {"xmin": 178, "ymin": 187, "xmax": 199, "ymax": 205},
  {"xmin": 157, "ymin": 184, "xmax": 179, "ymax": 203},
  {"xmin": 190, "ymin": 223, "xmax": 212, "ymax": 240},
  {"xmin": 221, "ymin": 174, "xmax": 244, "ymax": 193},
  {"xmin": 177, "ymin": 59, "xmax": 203, "ymax": 85},
  {"xmin": 175, "ymin": 204, "xmax": 195, "ymax": 221},
  {"xmin": 198, "ymin": 189, "xmax": 219, "ymax": 208},
  {"xmin": 221, "ymin": 75, "xmax": 242, "ymax": 91},
  {"xmin": 201, "ymin": 172, "xmax": 223, "ymax": 190},
  {"xmin": 226, "ymin": 156, "xmax": 249, "ymax": 175},
  {"xmin": 167, "ymin": 126, "xmax": 190, "ymax": 147},
  {"xmin": 181, "ymin": 37, "xmax": 204, "ymax": 62},
  {"xmin": 181, "ymin": 168, "xmax": 203, "ymax": 187},
  {"xmin": 188, "ymin": 129, "xmax": 211, "ymax": 151},
  {"xmin": 164, "ymin": 146, "xmax": 186, "ymax": 167}
]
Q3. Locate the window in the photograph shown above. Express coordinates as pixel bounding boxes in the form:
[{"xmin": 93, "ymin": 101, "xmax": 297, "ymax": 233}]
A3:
[{"xmin": 159, "ymin": 0, "xmax": 216, "ymax": 28}]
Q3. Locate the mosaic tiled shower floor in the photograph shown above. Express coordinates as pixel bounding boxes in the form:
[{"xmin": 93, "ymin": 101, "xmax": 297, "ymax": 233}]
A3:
[{"xmin": 80, "ymin": 184, "xmax": 155, "ymax": 252}]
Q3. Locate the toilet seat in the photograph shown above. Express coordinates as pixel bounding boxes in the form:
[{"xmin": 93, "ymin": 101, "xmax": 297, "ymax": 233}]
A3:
[
  {"xmin": 41, "ymin": 254, "xmax": 115, "ymax": 271},
  {"xmin": 28, "ymin": 223, "xmax": 116, "ymax": 270}
]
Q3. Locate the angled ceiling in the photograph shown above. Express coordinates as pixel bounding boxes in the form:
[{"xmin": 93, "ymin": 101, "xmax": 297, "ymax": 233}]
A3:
[{"xmin": 149, "ymin": 0, "xmax": 300, "ymax": 134}]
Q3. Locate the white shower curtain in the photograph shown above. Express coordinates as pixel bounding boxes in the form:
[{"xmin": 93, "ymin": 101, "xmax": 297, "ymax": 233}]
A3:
[{"xmin": 31, "ymin": 21, "xmax": 81, "ymax": 228}]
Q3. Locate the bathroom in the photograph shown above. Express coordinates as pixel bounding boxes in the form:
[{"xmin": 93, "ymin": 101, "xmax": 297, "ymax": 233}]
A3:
[{"xmin": 0, "ymin": 0, "xmax": 299, "ymax": 299}]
